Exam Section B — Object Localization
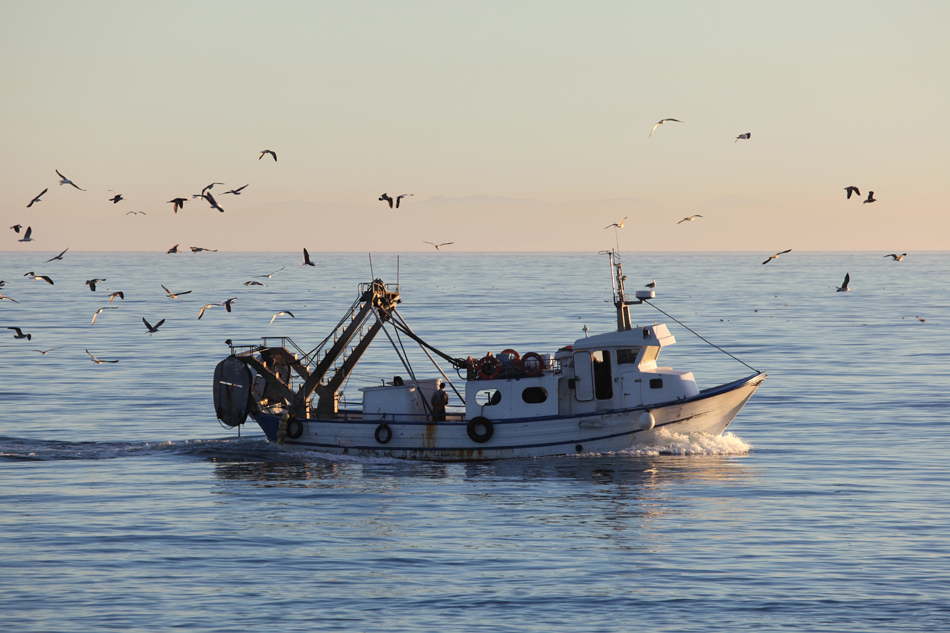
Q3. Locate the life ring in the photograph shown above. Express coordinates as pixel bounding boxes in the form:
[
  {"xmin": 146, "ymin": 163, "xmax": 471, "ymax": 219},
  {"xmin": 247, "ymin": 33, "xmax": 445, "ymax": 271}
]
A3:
[
  {"xmin": 286, "ymin": 417, "xmax": 304, "ymax": 440},
  {"xmin": 478, "ymin": 355, "xmax": 501, "ymax": 380},
  {"xmin": 499, "ymin": 348, "xmax": 521, "ymax": 360},
  {"xmin": 521, "ymin": 352, "xmax": 544, "ymax": 377},
  {"xmin": 374, "ymin": 423, "xmax": 393, "ymax": 444},
  {"xmin": 467, "ymin": 416, "xmax": 494, "ymax": 443}
]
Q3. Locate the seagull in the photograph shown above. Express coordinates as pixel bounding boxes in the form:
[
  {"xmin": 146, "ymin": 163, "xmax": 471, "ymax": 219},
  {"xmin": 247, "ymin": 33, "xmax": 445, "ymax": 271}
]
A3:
[
  {"xmin": 33, "ymin": 348, "xmax": 61, "ymax": 355},
  {"xmin": 202, "ymin": 192, "xmax": 224, "ymax": 212},
  {"xmin": 916, "ymin": 316, "xmax": 925, "ymax": 323},
  {"xmin": 649, "ymin": 118, "xmax": 682, "ymax": 137},
  {"xmin": 168, "ymin": 198, "xmax": 187, "ymax": 213},
  {"xmin": 44, "ymin": 248, "xmax": 68, "ymax": 262},
  {"xmin": 259, "ymin": 150, "xmax": 277, "ymax": 162},
  {"xmin": 735, "ymin": 133, "xmax": 751, "ymax": 142},
  {"xmin": 220, "ymin": 297, "xmax": 237, "ymax": 312},
  {"xmin": 201, "ymin": 182, "xmax": 224, "ymax": 194},
  {"xmin": 582, "ymin": 324, "xmax": 589, "ymax": 337},
  {"xmin": 864, "ymin": 191, "xmax": 876, "ymax": 204},
  {"xmin": 91, "ymin": 306, "xmax": 119, "ymax": 325},
  {"xmin": 844, "ymin": 186, "xmax": 861, "ymax": 200},
  {"xmin": 396, "ymin": 194, "xmax": 413, "ymax": 208},
  {"xmin": 107, "ymin": 192, "xmax": 124, "ymax": 204},
  {"xmin": 837, "ymin": 273, "xmax": 851, "ymax": 292},
  {"xmin": 645, "ymin": 279, "xmax": 656, "ymax": 289},
  {"xmin": 167, "ymin": 244, "xmax": 180, "ymax": 254},
  {"xmin": 24, "ymin": 272, "xmax": 54, "ymax": 285},
  {"xmin": 884, "ymin": 253, "xmax": 907, "ymax": 261},
  {"xmin": 7, "ymin": 326, "xmax": 31, "ymax": 340},
  {"xmin": 18, "ymin": 226, "xmax": 34, "ymax": 242},
  {"xmin": 10, "ymin": 224, "xmax": 22, "ymax": 233},
  {"xmin": 423, "ymin": 241, "xmax": 454, "ymax": 250},
  {"xmin": 27, "ymin": 189, "xmax": 48, "ymax": 208},
  {"xmin": 56, "ymin": 169, "xmax": 86, "ymax": 190},
  {"xmin": 379, "ymin": 193, "xmax": 394, "ymax": 209},
  {"xmin": 0, "ymin": 293, "xmax": 19, "ymax": 303},
  {"xmin": 85, "ymin": 278, "xmax": 106, "ymax": 292},
  {"xmin": 605, "ymin": 217, "xmax": 627, "ymax": 229},
  {"xmin": 190, "ymin": 246, "xmax": 217, "ymax": 253},
  {"xmin": 244, "ymin": 280, "xmax": 267, "ymax": 286},
  {"xmin": 301, "ymin": 248, "xmax": 315, "ymax": 266},
  {"xmin": 197, "ymin": 304, "xmax": 218, "ymax": 319},
  {"xmin": 269, "ymin": 310, "xmax": 295, "ymax": 324},
  {"xmin": 162, "ymin": 284, "xmax": 192, "ymax": 298},
  {"xmin": 142, "ymin": 317, "xmax": 165, "ymax": 335},
  {"xmin": 254, "ymin": 266, "xmax": 285, "ymax": 278},
  {"xmin": 108, "ymin": 291, "xmax": 125, "ymax": 302},
  {"xmin": 86, "ymin": 349, "xmax": 119, "ymax": 364},
  {"xmin": 222, "ymin": 184, "xmax": 249, "ymax": 195},
  {"xmin": 125, "ymin": 211, "xmax": 146, "ymax": 216},
  {"xmin": 677, "ymin": 215, "xmax": 703, "ymax": 224},
  {"xmin": 762, "ymin": 249, "xmax": 792, "ymax": 265}
]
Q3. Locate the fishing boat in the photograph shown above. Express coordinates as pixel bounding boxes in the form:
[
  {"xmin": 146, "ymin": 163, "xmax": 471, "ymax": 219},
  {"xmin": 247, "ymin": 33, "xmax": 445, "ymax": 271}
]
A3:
[{"xmin": 213, "ymin": 252, "xmax": 766, "ymax": 460}]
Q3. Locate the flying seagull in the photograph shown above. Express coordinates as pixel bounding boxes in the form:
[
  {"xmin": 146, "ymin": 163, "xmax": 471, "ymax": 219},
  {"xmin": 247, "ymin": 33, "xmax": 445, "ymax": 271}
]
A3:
[
  {"xmin": 396, "ymin": 194, "xmax": 413, "ymax": 208},
  {"xmin": 162, "ymin": 284, "xmax": 192, "ymax": 298},
  {"xmin": 379, "ymin": 193, "xmax": 394, "ymax": 209},
  {"xmin": 884, "ymin": 253, "xmax": 907, "ymax": 261},
  {"xmin": 645, "ymin": 279, "xmax": 656, "ymax": 289},
  {"xmin": 24, "ymin": 272, "xmax": 54, "ymax": 285},
  {"xmin": 269, "ymin": 310, "xmax": 295, "ymax": 324},
  {"xmin": 197, "ymin": 304, "xmax": 217, "ymax": 320},
  {"xmin": 762, "ymin": 249, "xmax": 792, "ymax": 265},
  {"xmin": 735, "ymin": 133, "xmax": 751, "ymax": 142},
  {"xmin": 107, "ymin": 192, "xmax": 124, "ymax": 204},
  {"xmin": 86, "ymin": 349, "xmax": 119, "ymax": 364},
  {"xmin": 423, "ymin": 241, "xmax": 454, "ymax": 250},
  {"xmin": 27, "ymin": 189, "xmax": 48, "ymax": 208},
  {"xmin": 837, "ymin": 273, "xmax": 851, "ymax": 292},
  {"xmin": 605, "ymin": 217, "xmax": 627, "ymax": 229},
  {"xmin": 142, "ymin": 317, "xmax": 165, "ymax": 335},
  {"xmin": 254, "ymin": 266, "xmax": 285, "ymax": 278},
  {"xmin": 91, "ymin": 306, "xmax": 119, "ymax": 325},
  {"xmin": 45, "ymin": 248, "xmax": 69, "ymax": 263},
  {"xmin": 844, "ymin": 186, "xmax": 861, "ymax": 200},
  {"xmin": 33, "ymin": 348, "xmax": 61, "ymax": 355},
  {"xmin": 201, "ymin": 182, "xmax": 224, "ymax": 194},
  {"xmin": 222, "ymin": 184, "xmax": 249, "ymax": 195},
  {"xmin": 220, "ymin": 297, "xmax": 237, "ymax": 312},
  {"xmin": 10, "ymin": 224, "xmax": 22, "ymax": 233},
  {"xmin": 56, "ymin": 169, "xmax": 86, "ymax": 190},
  {"xmin": 244, "ymin": 280, "xmax": 267, "ymax": 286},
  {"xmin": 649, "ymin": 118, "xmax": 682, "ymax": 137},
  {"xmin": 259, "ymin": 150, "xmax": 277, "ymax": 162},
  {"xmin": 202, "ymin": 192, "xmax": 224, "ymax": 212},
  {"xmin": 168, "ymin": 198, "xmax": 187, "ymax": 213},
  {"xmin": 167, "ymin": 244, "xmax": 180, "ymax": 254},
  {"xmin": 85, "ymin": 278, "xmax": 106, "ymax": 292},
  {"xmin": 108, "ymin": 291, "xmax": 125, "ymax": 302},
  {"xmin": 7, "ymin": 326, "xmax": 31, "ymax": 341},
  {"xmin": 125, "ymin": 211, "xmax": 146, "ymax": 216},
  {"xmin": 18, "ymin": 226, "xmax": 34, "ymax": 242},
  {"xmin": 677, "ymin": 215, "xmax": 703, "ymax": 224},
  {"xmin": 301, "ymin": 248, "xmax": 315, "ymax": 266},
  {"xmin": 864, "ymin": 191, "xmax": 876, "ymax": 204},
  {"xmin": 190, "ymin": 246, "xmax": 217, "ymax": 253},
  {"xmin": 0, "ymin": 293, "xmax": 19, "ymax": 303}
]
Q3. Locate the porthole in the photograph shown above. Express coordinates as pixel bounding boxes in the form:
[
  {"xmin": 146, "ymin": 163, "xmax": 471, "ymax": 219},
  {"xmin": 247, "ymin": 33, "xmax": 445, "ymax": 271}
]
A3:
[
  {"xmin": 521, "ymin": 387, "xmax": 548, "ymax": 404},
  {"xmin": 475, "ymin": 389, "xmax": 501, "ymax": 406}
]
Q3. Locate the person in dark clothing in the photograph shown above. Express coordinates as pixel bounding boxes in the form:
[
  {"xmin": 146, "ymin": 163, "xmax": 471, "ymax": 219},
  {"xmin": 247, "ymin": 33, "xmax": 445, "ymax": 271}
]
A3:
[{"xmin": 431, "ymin": 381, "xmax": 449, "ymax": 422}]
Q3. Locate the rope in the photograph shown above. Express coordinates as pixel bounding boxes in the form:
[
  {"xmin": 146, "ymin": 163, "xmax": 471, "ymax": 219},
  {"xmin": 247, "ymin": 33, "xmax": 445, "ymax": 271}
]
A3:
[{"xmin": 642, "ymin": 300, "xmax": 760, "ymax": 373}]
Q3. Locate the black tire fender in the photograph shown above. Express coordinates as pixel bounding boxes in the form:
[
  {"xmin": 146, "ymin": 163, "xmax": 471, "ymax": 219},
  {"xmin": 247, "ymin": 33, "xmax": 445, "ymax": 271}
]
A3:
[
  {"xmin": 467, "ymin": 416, "xmax": 494, "ymax": 443},
  {"xmin": 374, "ymin": 423, "xmax": 393, "ymax": 445},
  {"xmin": 286, "ymin": 417, "xmax": 304, "ymax": 440}
]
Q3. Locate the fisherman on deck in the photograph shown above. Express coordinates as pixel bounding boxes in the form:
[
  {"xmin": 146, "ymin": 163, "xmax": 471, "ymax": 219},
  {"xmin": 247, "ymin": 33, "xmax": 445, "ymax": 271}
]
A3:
[{"xmin": 431, "ymin": 381, "xmax": 449, "ymax": 422}]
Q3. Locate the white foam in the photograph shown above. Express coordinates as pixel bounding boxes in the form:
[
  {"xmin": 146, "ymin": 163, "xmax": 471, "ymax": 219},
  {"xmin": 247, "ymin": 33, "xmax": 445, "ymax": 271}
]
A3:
[{"xmin": 619, "ymin": 430, "xmax": 752, "ymax": 456}]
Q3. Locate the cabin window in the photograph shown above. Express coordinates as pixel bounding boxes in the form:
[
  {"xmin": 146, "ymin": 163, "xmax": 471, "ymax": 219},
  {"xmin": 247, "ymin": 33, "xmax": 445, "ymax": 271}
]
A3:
[
  {"xmin": 616, "ymin": 348, "xmax": 641, "ymax": 365},
  {"xmin": 640, "ymin": 347, "xmax": 659, "ymax": 365},
  {"xmin": 592, "ymin": 350, "xmax": 613, "ymax": 400},
  {"xmin": 521, "ymin": 387, "xmax": 548, "ymax": 404},
  {"xmin": 475, "ymin": 389, "xmax": 502, "ymax": 406}
]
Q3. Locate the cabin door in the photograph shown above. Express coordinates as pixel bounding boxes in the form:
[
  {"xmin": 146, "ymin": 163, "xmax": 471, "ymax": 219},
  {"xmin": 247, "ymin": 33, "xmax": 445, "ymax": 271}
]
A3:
[
  {"xmin": 573, "ymin": 352, "xmax": 594, "ymax": 401},
  {"xmin": 621, "ymin": 372, "xmax": 642, "ymax": 408}
]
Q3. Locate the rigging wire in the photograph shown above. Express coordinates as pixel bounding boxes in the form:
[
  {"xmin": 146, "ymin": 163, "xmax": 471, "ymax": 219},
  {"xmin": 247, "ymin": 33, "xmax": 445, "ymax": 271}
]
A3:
[
  {"xmin": 392, "ymin": 309, "xmax": 466, "ymax": 406},
  {"xmin": 374, "ymin": 309, "xmax": 433, "ymax": 416}
]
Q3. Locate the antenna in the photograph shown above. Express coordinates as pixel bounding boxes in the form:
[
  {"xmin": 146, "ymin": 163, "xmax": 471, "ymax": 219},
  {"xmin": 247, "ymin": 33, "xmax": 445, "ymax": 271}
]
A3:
[
  {"xmin": 368, "ymin": 253, "xmax": 374, "ymax": 280},
  {"xmin": 397, "ymin": 255, "xmax": 400, "ymax": 292}
]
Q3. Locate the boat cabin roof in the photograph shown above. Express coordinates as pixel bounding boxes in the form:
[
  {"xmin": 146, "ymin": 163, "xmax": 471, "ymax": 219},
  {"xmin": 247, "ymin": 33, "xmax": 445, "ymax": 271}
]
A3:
[{"xmin": 572, "ymin": 324, "xmax": 675, "ymax": 351}]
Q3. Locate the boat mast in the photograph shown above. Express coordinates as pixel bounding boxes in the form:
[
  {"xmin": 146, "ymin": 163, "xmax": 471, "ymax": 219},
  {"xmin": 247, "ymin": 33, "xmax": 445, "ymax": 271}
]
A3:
[{"xmin": 603, "ymin": 249, "xmax": 632, "ymax": 331}]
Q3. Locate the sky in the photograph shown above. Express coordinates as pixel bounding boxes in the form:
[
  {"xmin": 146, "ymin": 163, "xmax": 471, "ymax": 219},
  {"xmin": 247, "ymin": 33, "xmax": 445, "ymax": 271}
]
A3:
[{"xmin": 2, "ymin": 1, "xmax": 948, "ymax": 252}]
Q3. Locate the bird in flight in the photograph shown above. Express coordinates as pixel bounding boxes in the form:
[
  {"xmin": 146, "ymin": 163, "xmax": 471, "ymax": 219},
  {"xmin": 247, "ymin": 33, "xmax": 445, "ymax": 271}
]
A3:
[
  {"xmin": 244, "ymin": 280, "xmax": 267, "ymax": 286},
  {"xmin": 677, "ymin": 215, "xmax": 703, "ymax": 224},
  {"xmin": 762, "ymin": 249, "xmax": 792, "ymax": 265},
  {"xmin": 220, "ymin": 297, "xmax": 237, "ymax": 312},
  {"xmin": 649, "ymin": 118, "xmax": 682, "ymax": 137},
  {"xmin": 10, "ymin": 224, "xmax": 22, "ymax": 233},
  {"xmin": 108, "ymin": 291, "xmax": 125, "ymax": 302},
  {"xmin": 259, "ymin": 150, "xmax": 277, "ymax": 162},
  {"xmin": 884, "ymin": 253, "xmax": 906, "ymax": 261},
  {"xmin": 86, "ymin": 349, "xmax": 120, "ymax": 364},
  {"xmin": 142, "ymin": 317, "xmax": 165, "ymax": 335},
  {"xmin": 735, "ymin": 133, "xmax": 751, "ymax": 142},
  {"xmin": 301, "ymin": 248, "xmax": 315, "ymax": 267},
  {"xmin": 85, "ymin": 278, "xmax": 106, "ymax": 292},
  {"xmin": 605, "ymin": 217, "xmax": 627, "ymax": 229},
  {"xmin": 197, "ymin": 304, "xmax": 217, "ymax": 320},
  {"xmin": 423, "ymin": 241, "xmax": 454, "ymax": 250},
  {"xmin": 379, "ymin": 193, "xmax": 394, "ymax": 209},
  {"xmin": 645, "ymin": 279, "xmax": 657, "ymax": 289},
  {"xmin": 844, "ymin": 186, "xmax": 861, "ymax": 200},
  {"xmin": 56, "ymin": 169, "xmax": 86, "ymax": 190},
  {"xmin": 836, "ymin": 273, "xmax": 851, "ymax": 292},
  {"xmin": 167, "ymin": 244, "xmax": 180, "ymax": 254},
  {"xmin": 162, "ymin": 285, "xmax": 192, "ymax": 298},
  {"xmin": 0, "ymin": 293, "xmax": 19, "ymax": 303},
  {"xmin": 18, "ymin": 226, "xmax": 34, "ymax": 242},
  {"xmin": 168, "ymin": 198, "xmax": 187, "ymax": 213},
  {"xmin": 222, "ymin": 184, "xmax": 249, "ymax": 195},
  {"xmin": 91, "ymin": 306, "xmax": 119, "ymax": 325},
  {"xmin": 27, "ymin": 189, "xmax": 48, "ymax": 208},
  {"xmin": 25, "ymin": 272, "xmax": 54, "ymax": 285},
  {"xmin": 202, "ymin": 192, "xmax": 224, "ymax": 212},
  {"xmin": 107, "ymin": 191, "xmax": 124, "ymax": 204},
  {"xmin": 201, "ymin": 182, "xmax": 224, "ymax": 195},
  {"xmin": 7, "ymin": 326, "xmax": 31, "ymax": 341},
  {"xmin": 33, "ymin": 347, "xmax": 61, "ymax": 355},
  {"xmin": 125, "ymin": 211, "xmax": 146, "ymax": 216},
  {"xmin": 254, "ymin": 266, "xmax": 285, "ymax": 279},
  {"xmin": 269, "ymin": 310, "xmax": 295, "ymax": 324},
  {"xmin": 190, "ymin": 246, "xmax": 217, "ymax": 253},
  {"xmin": 396, "ymin": 194, "xmax": 413, "ymax": 208},
  {"xmin": 864, "ymin": 191, "xmax": 876, "ymax": 204},
  {"xmin": 45, "ymin": 248, "xmax": 69, "ymax": 263}
]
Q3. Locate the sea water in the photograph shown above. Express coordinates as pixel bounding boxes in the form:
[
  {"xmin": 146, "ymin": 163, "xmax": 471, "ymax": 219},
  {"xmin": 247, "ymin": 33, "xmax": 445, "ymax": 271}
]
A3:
[{"xmin": 1, "ymin": 251, "xmax": 948, "ymax": 632}]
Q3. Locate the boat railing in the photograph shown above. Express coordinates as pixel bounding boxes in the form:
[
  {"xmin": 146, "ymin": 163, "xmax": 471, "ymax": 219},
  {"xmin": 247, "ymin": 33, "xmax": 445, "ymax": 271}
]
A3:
[{"xmin": 309, "ymin": 409, "xmax": 466, "ymax": 423}]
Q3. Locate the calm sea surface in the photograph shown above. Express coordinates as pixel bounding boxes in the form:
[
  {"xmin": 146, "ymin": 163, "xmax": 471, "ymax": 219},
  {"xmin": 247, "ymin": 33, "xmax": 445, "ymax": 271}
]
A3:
[{"xmin": 1, "ymin": 251, "xmax": 948, "ymax": 632}]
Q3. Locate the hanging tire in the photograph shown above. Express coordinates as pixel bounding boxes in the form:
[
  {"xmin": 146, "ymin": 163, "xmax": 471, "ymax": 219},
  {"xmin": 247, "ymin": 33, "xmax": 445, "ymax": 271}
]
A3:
[
  {"xmin": 375, "ymin": 423, "xmax": 393, "ymax": 445},
  {"xmin": 286, "ymin": 417, "xmax": 304, "ymax": 440},
  {"xmin": 467, "ymin": 417, "xmax": 494, "ymax": 443}
]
